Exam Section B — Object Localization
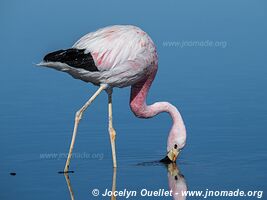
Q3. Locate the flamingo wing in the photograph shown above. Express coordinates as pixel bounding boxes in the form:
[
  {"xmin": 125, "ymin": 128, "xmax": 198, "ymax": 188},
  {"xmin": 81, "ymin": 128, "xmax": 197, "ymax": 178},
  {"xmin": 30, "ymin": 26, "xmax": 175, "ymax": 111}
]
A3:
[{"xmin": 39, "ymin": 25, "xmax": 157, "ymax": 87}]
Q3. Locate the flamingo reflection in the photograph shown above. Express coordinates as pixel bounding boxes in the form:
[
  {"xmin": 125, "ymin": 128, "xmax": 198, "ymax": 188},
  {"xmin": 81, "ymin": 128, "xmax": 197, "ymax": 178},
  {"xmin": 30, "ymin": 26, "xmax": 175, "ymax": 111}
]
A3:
[
  {"xmin": 167, "ymin": 163, "xmax": 187, "ymax": 200},
  {"xmin": 63, "ymin": 163, "xmax": 186, "ymax": 200}
]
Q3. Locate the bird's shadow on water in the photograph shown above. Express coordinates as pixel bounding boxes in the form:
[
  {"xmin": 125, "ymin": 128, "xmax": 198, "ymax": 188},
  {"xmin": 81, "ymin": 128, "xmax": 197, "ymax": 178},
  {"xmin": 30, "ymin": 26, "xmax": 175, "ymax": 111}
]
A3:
[{"xmin": 63, "ymin": 161, "xmax": 187, "ymax": 200}]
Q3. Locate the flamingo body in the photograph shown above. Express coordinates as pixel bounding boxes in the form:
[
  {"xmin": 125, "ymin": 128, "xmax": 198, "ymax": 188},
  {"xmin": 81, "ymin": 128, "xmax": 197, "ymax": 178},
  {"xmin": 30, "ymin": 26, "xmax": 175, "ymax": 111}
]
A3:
[{"xmin": 41, "ymin": 25, "xmax": 157, "ymax": 88}]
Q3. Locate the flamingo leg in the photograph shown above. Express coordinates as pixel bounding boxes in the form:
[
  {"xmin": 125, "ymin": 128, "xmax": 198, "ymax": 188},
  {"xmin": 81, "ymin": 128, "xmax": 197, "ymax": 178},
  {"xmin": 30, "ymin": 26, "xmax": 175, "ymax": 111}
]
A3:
[
  {"xmin": 108, "ymin": 89, "xmax": 117, "ymax": 168},
  {"xmin": 64, "ymin": 84, "xmax": 107, "ymax": 173}
]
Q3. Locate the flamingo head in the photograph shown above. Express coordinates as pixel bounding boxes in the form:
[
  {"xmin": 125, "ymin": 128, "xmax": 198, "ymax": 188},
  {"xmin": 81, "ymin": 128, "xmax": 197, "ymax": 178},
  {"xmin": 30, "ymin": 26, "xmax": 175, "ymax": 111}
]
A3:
[
  {"xmin": 160, "ymin": 124, "xmax": 186, "ymax": 163},
  {"xmin": 160, "ymin": 144, "xmax": 182, "ymax": 163}
]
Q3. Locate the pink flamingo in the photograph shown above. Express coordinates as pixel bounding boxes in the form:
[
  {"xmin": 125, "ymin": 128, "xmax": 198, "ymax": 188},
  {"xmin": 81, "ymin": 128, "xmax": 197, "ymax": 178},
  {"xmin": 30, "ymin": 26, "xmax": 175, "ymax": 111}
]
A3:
[{"xmin": 38, "ymin": 25, "xmax": 186, "ymax": 173}]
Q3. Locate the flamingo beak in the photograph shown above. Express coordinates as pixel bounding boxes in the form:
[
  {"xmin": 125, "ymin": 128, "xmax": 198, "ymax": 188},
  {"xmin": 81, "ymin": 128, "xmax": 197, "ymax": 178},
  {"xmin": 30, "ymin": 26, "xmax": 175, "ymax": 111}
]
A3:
[{"xmin": 160, "ymin": 148, "xmax": 181, "ymax": 163}]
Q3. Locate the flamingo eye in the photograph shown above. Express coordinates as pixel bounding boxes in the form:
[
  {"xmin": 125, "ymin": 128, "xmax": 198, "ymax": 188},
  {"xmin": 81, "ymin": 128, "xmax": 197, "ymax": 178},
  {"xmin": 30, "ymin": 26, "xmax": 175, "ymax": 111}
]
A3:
[{"xmin": 174, "ymin": 144, "xmax": 178, "ymax": 149}]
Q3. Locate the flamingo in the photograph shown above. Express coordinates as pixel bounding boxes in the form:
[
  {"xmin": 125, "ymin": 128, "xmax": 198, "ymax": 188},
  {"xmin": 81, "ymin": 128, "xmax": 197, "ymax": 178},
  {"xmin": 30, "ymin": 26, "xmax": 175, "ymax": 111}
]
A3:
[{"xmin": 38, "ymin": 25, "xmax": 186, "ymax": 173}]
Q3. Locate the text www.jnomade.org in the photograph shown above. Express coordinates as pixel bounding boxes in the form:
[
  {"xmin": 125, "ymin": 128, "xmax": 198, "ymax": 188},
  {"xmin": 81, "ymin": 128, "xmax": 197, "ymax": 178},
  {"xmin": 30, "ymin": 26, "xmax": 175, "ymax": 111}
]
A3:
[
  {"xmin": 92, "ymin": 188, "xmax": 263, "ymax": 199},
  {"xmin": 40, "ymin": 152, "xmax": 104, "ymax": 160}
]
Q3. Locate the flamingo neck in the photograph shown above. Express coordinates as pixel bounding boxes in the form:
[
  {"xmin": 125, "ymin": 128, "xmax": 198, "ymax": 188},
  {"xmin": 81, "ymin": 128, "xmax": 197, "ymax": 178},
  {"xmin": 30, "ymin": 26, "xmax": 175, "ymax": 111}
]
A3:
[{"xmin": 130, "ymin": 65, "xmax": 186, "ymax": 150}]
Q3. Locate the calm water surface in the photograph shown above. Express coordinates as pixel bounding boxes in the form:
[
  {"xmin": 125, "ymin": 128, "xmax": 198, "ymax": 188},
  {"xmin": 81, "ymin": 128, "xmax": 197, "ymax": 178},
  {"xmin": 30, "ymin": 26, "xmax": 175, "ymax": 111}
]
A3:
[{"xmin": 1, "ymin": 0, "xmax": 267, "ymax": 199}]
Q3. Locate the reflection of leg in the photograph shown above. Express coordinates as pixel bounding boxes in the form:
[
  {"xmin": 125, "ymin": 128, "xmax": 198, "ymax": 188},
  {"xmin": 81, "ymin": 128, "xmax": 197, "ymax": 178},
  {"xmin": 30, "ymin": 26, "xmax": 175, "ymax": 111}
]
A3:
[
  {"xmin": 108, "ymin": 89, "xmax": 117, "ymax": 168},
  {"xmin": 111, "ymin": 168, "xmax": 117, "ymax": 200},
  {"xmin": 64, "ymin": 174, "xmax": 75, "ymax": 200},
  {"xmin": 64, "ymin": 84, "xmax": 107, "ymax": 172}
]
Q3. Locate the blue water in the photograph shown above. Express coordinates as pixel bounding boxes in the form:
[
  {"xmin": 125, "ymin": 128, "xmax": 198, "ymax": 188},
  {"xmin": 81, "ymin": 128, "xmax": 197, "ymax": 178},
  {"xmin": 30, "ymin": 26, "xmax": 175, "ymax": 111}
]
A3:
[{"xmin": 1, "ymin": 0, "xmax": 267, "ymax": 199}]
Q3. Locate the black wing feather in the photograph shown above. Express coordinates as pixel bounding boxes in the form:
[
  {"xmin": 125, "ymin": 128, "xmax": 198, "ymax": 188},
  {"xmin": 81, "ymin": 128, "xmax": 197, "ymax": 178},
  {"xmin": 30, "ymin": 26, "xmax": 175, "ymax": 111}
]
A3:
[{"xmin": 43, "ymin": 48, "xmax": 99, "ymax": 72}]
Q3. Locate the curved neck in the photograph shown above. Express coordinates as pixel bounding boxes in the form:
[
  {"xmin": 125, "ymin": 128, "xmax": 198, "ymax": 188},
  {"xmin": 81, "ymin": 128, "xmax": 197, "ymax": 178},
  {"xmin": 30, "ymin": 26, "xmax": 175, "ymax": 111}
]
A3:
[
  {"xmin": 130, "ymin": 65, "xmax": 158, "ymax": 118},
  {"xmin": 130, "ymin": 65, "xmax": 186, "ymax": 150}
]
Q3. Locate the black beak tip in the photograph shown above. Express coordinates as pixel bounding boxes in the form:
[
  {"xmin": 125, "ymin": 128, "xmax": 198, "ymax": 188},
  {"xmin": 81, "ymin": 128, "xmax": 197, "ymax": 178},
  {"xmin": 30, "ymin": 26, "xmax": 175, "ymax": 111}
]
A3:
[{"xmin": 160, "ymin": 156, "xmax": 174, "ymax": 164}]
